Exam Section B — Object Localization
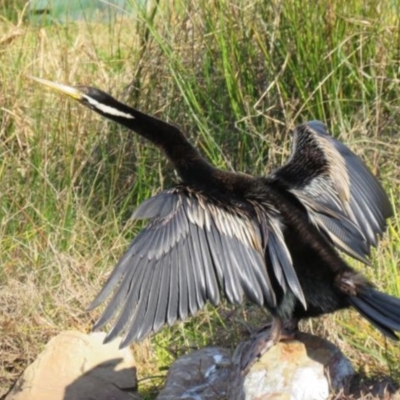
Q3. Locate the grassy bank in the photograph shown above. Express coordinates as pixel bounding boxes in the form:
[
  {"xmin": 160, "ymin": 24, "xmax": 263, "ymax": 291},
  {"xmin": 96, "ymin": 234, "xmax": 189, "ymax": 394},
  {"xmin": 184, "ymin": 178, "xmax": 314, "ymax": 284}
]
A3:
[{"xmin": 1, "ymin": 0, "xmax": 400, "ymax": 397}]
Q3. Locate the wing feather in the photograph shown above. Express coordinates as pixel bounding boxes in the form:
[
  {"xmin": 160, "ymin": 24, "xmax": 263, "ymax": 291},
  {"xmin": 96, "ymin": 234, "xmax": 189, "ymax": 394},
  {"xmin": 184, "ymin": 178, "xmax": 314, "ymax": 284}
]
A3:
[
  {"xmin": 153, "ymin": 255, "xmax": 170, "ymax": 332},
  {"xmin": 218, "ymin": 230, "xmax": 243, "ymax": 304},
  {"xmin": 137, "ymin": 260, "xmax": 163, "ymax": 340},
  {"xmin": 229, "ymin": 236, "xmax": 263, "ymax": 305},
  {"xmin": 195, "ymin": 222, "xmax": 220, "ymax": 305},
  {"xmin": 186, "ymin": 222, "xmax": 206, "ymax": 310},
  {"xmin": 91, "ymin": 253, "xmax": 143, "ymax": 330},
  {"xmin": 104, "ymin": 258, "xmax": 152, "ymax": 342},
  {"xmin": 177, "ymin": 239, "xmax": 189, "ymax": 320},
  {"xmin": 167, "ymin": 246, "xmax": 179, "ymax": 326},
  {"xmin": 180, "ymin": 232, "xmax": 197, "ymax": 315},
  {"xmin": 269, "ymin": 228, "xmax": 306, "ymax": 309},
  {"xmin": 120, "ymin": 263, "xmax": 155, "ymax": 346}
]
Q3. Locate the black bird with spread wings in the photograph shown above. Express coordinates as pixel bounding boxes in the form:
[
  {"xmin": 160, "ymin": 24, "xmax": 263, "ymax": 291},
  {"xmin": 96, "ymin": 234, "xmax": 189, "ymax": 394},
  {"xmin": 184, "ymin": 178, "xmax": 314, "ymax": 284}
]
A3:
[{"xmin": 32, "ymin": 77, "xmax": 398, "ymax": 366}]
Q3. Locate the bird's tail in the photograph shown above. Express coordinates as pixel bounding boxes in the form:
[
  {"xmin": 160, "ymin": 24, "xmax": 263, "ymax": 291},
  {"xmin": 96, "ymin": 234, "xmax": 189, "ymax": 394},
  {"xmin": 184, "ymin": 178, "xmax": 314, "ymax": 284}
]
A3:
[
  {"xmin": 335, "ymin": 269, "xmax": 400, "ymax": 340},
  {"xmin": 349, "ymin": 288, "xmax": 400, "ymax": 340}
]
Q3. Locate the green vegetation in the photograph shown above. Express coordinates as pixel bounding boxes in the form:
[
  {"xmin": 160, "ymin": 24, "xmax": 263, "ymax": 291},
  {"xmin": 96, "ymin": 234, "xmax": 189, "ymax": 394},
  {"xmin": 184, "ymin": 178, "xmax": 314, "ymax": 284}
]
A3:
[{"xmin": 1, "ymin": 0, "xmax": 400, "ymax": 398}]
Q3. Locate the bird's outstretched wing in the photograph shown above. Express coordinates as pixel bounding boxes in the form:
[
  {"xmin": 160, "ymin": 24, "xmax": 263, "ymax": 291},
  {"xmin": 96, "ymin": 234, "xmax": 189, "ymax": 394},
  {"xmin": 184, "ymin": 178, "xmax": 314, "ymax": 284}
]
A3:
[
  {"xmin": 271, "ymin": 121, "xmax": 392, "ymax": 263},
  {"xmin": 88, "ymin": 188, "xmax": 305, "ymax": 346}
]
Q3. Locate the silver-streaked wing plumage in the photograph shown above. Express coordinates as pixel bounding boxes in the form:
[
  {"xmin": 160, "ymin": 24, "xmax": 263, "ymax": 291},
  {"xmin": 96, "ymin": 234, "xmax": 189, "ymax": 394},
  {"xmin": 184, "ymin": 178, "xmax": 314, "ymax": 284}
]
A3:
[
  {"xmin": 272, "ymin": 121, "xmax": 392, "ymax": 263},
  {"xmin": 88, "ymin": 188, "xmax": 306, "ymax": 346}
]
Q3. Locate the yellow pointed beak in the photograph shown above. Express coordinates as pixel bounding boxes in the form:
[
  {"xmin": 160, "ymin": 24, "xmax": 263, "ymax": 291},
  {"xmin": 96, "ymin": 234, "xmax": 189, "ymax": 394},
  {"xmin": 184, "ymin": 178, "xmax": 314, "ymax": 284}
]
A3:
[{"xmin": 29, "ymin": 76, "xmax": 83, "ymax": 100}]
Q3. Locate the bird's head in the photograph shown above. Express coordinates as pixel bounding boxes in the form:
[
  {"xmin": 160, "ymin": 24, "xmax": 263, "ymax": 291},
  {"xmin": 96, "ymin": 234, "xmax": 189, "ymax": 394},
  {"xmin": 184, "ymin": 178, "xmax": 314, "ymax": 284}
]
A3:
[{"xmin": 29, "ymin": 76, "xmax": 135, "ymax": 121}]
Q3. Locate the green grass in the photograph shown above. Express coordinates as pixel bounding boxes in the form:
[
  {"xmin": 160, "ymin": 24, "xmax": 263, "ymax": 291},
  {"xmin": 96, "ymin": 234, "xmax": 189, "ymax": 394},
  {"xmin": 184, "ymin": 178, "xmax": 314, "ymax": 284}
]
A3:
[{"xmin": 1, "ymin": 0, "xmax": 400, "ymax": 398}]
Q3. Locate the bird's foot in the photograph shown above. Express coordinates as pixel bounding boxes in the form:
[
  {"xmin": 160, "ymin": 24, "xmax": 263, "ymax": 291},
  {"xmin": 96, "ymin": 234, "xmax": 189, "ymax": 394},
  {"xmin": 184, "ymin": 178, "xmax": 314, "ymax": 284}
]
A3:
[
  {"xmin": 252, "ymin": 318, "xmax": 298, "ymax": 336},
  {"xmin": 239, "ymin": 318, "xmax": 297, "ymax": 376}
]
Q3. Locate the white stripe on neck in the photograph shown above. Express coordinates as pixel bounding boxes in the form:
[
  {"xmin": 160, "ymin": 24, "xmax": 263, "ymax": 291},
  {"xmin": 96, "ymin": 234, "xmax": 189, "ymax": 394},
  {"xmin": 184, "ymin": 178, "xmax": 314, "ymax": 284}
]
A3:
[{"xmin": 84, "ymin": 95, "xmax": 135, "ymax": 119}]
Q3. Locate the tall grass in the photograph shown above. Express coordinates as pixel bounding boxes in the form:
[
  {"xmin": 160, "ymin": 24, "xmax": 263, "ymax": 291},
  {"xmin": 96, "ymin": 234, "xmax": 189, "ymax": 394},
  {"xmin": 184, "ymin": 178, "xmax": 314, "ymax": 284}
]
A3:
[{"xmin": 1, "ymin": 0, "xmax": 400, "ymax": 397}]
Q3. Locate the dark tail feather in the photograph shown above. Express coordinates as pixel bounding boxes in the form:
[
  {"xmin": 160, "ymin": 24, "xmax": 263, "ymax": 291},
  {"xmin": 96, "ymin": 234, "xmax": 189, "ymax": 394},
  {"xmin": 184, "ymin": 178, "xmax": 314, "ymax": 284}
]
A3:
[{"xmin": 348, "ymin": 288, "xmax": 400, "ymax": 340}]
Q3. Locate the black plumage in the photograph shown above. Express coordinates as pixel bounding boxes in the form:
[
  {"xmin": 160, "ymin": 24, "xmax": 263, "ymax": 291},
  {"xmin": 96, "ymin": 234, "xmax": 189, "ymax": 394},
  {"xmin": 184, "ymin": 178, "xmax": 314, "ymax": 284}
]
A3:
[{"xmin": 32, "ymin": 77, "xmax": 399, "ymax": 361}]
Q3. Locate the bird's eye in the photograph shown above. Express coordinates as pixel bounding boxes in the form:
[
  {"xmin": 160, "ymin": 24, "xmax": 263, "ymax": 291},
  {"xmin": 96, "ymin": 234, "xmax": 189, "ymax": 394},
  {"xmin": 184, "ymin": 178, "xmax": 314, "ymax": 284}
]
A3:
[{"xmin": 80, "ymin": 97, "xmax": 92, "ymax": 108}]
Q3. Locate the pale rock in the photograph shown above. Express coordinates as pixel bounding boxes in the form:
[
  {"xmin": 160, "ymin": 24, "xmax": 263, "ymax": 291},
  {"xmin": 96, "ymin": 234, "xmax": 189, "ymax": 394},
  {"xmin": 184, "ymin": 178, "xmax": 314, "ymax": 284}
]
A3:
[
  {"xmin": 6, "ymin": 330, "xmax": 140, "ymax": 400},
  {"xmin": 239, "ymin": 332, "xmax": 354, "ymax": 400}
]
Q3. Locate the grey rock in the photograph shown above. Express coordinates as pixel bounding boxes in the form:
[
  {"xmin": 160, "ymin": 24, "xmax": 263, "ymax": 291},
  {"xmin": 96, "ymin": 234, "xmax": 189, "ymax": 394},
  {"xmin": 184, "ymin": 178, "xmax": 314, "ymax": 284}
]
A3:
[
  {"xmin": 157, "ymin": 347, "xmax": 232, "ymax": 400},
  {"xmin": 6, "ymin": 330, "xmax": 140, "ymax": 400}
]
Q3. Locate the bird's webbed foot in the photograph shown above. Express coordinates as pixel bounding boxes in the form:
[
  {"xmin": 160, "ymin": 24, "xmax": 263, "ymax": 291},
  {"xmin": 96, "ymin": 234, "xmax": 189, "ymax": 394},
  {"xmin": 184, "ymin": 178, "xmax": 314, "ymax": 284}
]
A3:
[{"xmin": 238, "ymin": 317, "xmax": 298, "ymax": 375}]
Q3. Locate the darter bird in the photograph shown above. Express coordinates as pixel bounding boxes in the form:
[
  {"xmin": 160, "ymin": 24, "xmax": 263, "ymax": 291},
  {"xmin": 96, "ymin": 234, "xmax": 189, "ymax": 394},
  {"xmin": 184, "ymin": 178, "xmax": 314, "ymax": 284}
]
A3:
[{"xmin": 31, "ymin": 76, "xmax": 399, "ymax": 370}]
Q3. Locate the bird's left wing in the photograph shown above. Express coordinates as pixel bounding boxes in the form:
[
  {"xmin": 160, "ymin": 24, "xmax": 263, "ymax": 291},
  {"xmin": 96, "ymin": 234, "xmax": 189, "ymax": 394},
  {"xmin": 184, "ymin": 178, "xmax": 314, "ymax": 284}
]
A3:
[
  {"xmin": 88, "ymin": 188, "xmax": 291, "ymax": 346},
  {"xmin": 271, "ymin": 121, "xmax": 392, "ymax": 264}
]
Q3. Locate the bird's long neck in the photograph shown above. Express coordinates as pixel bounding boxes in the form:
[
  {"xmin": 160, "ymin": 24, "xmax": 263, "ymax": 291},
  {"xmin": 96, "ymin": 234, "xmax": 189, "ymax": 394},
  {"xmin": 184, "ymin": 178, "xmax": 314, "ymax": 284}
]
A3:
[{"xmin": 92, "ymin": 99, "xmax": 216, "ymax": 185}]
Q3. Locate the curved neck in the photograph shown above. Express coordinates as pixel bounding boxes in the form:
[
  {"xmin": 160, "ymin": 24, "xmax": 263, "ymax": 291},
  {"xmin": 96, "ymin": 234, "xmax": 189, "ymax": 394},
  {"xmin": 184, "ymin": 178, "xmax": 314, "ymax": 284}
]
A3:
[{"xmin": 91, "ymin": 98, "xmax": 216, "ymax": 184}]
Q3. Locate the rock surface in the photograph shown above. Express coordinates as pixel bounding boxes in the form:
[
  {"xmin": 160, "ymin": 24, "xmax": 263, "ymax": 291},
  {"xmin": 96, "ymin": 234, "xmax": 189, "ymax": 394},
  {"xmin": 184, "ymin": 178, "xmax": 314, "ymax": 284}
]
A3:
[
  {"xmin": 157, "ymin": 347, "xmax": 232, "ymax": 400},
  {"xmin": 6, "ymin": 330, "xmax": 140, "ymax": 400},
  {"xmin": 238, "ymin": 332, "xmax": 354, "ymax": 400},
  {"xmin": 5, "ymin": 329, "xmax": 356, "ymax": 400},
  {"xmin": 158, "ymin": 333, "xmax": 354, "ymax": 400}
]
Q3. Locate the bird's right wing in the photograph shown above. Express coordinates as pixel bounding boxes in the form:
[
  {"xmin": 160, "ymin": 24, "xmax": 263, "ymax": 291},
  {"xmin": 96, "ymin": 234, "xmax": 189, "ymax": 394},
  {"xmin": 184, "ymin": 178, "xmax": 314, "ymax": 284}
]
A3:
[
  {"xmin": 271, "ymin": 121, "xmax": 392, "ymax": 264},
  {"xmin": 87, "ymin": 187, "xmax": 305, "ymax": 346}
]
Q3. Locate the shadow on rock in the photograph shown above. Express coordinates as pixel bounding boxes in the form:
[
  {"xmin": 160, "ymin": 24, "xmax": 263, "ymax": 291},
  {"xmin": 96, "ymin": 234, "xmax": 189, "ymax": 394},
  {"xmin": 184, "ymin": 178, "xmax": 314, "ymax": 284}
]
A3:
[
  {"xmin": 4, "ymin": 331, "xmax": 139, "ymax": 400},
  {"xmin": 63, "ymin": 359, "xmax": 139, "ymax": 400}
]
